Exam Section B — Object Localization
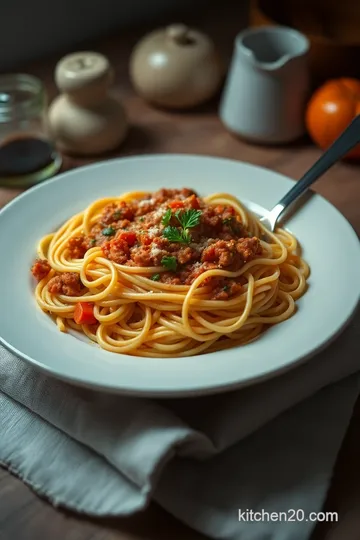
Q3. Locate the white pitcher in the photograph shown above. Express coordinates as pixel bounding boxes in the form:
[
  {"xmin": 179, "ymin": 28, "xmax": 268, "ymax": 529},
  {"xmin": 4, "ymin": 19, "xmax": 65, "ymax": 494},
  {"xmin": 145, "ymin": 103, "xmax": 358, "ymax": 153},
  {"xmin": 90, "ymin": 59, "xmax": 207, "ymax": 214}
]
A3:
[{"xmin": 220, "ymin": 27, "xmax": 310, "ymax": 144}]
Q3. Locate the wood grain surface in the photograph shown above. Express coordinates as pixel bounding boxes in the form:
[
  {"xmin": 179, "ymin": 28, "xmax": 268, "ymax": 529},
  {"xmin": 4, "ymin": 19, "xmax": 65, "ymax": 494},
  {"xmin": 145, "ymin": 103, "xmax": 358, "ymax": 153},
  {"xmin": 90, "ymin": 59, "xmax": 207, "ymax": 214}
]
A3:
[{"xmin": 1, "ymin": 3, "xmax": 360, "ymax": 539}]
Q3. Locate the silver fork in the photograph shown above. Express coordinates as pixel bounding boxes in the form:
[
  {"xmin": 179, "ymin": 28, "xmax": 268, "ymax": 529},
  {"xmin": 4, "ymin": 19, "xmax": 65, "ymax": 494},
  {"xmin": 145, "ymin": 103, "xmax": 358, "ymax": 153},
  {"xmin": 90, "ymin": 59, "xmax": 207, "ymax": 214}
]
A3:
[{"xmin": 260, "ymin": 115, "xmax": 360, "ymax": 232}]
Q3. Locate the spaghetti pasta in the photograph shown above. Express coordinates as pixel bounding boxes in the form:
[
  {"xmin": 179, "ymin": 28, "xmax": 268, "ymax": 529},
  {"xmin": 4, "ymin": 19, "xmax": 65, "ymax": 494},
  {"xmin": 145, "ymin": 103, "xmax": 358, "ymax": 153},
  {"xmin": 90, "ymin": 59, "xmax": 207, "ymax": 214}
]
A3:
[{"xmin": 31, "ymin": 188, "xmax": 309, "ymax": 357}]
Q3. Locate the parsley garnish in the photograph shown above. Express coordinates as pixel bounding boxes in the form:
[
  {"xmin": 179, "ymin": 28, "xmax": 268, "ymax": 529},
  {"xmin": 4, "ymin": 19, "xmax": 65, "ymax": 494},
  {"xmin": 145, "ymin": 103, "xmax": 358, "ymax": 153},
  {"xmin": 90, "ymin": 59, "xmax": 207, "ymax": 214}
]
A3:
[
  {"xmin": 223, "ymin": 216, "xmax": 241, "ymax": 235},
  {"xmin": 150, "ymin": 273, "xmax": 161, "ymax": 281},
  {"xmin": 161, "ymin": 208, "xmax": 172, "ymax": 226},
  {"xmin": 162, "ymin": 208, "xmax": 202, "ymax": 244},
  {"xmin": 139, "ymin": 216, "xmax": 145, "ymax": 222},
  {"xmin": 112, "ymin": 210, "xmax": 122, "ymax": 220},
  {"xmin": 223, "ymin": 217, "xmax": 233, "ymax": 225},
  {"xmin": 102, "ymin": 227, "xmax": 116, "ymax": 236},
  {"xmin": 161, "ymin": 256, "xmax": 177, "ymax": 272},
  {"xmin": 223, "ymin": 284, "xmax": 230, "ymax": 292},
  {"xmin": 163, "ymin": 226, "xmax": 191, "ymax": 244},
  {"xmin": 175, "ymin": 209, "xmax": 202, "ymax": 229},
  {"xmin": 89, "ymin": 238, "xmax": 96, "ymax": 246}
]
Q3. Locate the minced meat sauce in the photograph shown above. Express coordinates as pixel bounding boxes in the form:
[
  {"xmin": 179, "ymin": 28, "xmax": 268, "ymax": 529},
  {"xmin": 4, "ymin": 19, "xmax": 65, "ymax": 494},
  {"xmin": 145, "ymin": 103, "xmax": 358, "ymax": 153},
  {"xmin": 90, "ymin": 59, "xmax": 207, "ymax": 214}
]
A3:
[{"xmin": 32, "ymin": 188, "xmax": 262, "ymax": 300}]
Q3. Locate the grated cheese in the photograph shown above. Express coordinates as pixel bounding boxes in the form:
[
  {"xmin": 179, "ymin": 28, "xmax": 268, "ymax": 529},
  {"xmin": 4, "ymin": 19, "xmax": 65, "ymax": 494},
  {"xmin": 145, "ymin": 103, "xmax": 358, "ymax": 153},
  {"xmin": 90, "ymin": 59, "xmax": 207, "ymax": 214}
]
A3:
[
  {"xmin": 147, "ymin": 226, "xmax": 161, "ymax": 238},
  {"xmin": 150, "ymin": 246, "xmax": 162, "ymax": 258},
  {"xmin": 139, "ymin": 198, "xmax": 155, "ymax": 207},
  {"xmin": 190, "ymin": 241, "xmax": 207, "ymax": 252},
  {"xmin": 152, "ymin": 208, "xmax": 165, "ymax": 220}
]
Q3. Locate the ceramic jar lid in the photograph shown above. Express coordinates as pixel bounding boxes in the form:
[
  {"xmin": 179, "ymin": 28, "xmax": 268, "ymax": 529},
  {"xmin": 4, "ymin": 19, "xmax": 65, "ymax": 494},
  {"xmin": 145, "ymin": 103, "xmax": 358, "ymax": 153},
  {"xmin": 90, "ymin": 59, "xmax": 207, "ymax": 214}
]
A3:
[
  {"xmin": 130, "ymin": 24, "xmax": 223, "ymax": 109},
  {"xmin": 55, "ymin": 52, "xmax": 113, "ymax": 103}
]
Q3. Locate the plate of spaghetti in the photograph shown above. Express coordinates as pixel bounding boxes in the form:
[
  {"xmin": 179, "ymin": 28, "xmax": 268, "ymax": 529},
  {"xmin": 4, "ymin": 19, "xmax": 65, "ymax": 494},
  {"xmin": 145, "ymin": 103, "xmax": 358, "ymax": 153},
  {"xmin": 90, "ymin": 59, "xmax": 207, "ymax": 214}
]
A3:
[{"xmin": 0, "ymin": 155, "xmax": 359, "ymax": 396}]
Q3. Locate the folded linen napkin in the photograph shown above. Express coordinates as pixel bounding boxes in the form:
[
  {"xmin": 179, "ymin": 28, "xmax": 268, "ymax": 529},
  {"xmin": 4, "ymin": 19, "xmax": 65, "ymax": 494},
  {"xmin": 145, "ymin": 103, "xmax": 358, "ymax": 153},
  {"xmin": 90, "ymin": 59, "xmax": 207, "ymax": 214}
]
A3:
[{"xmin": 1, "ymin": 312, "xmax": 359, "ymax": 540}]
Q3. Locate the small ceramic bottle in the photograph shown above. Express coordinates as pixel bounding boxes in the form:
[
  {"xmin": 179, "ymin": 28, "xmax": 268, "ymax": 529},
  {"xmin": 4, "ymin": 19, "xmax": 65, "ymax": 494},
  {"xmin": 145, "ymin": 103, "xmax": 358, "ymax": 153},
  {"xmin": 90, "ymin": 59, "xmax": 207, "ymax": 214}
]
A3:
[
  {"xmin": 48, "ymin": 51, "xmax": 127, "ymax": 156},
  {"xmin": 130, "ymin": 24, "xmax": 223, "ymax": 109}
]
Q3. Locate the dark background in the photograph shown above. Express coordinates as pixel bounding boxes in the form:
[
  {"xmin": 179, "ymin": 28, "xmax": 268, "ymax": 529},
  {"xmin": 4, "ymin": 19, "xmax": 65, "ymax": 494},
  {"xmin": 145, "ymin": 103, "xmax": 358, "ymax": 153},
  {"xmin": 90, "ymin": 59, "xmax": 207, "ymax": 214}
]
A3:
[{"xmin": 0, "ymin": 0, "xmax": 250, "ymax": 70}]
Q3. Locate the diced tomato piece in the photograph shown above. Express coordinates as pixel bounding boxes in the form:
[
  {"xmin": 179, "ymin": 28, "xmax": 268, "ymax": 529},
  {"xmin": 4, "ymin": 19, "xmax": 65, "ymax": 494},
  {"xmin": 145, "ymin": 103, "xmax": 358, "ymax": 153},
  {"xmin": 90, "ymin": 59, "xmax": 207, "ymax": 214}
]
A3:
[
  {"xmin": 74, "ymin": 302, "xmax": 97, "ymax": 325},
  {"xmin": 185, "ymin": 195, "xmax": 201, "ymax": 209},
  {"xmin": 169, "ymin": 200, "xmax": 184, "ymax": 209},
  {"xmin": 201, "ymin": 245, "xmax": 216, "ymax": 262},
  {"xmin": 140, "ymin": 234, "xmax": 152, "ymax": 245},
  {"xmin": 214, "ymin": 204, "xmax": 235, "ymax": 216},
  {"xmin": 118, "ymin": 231, "xmax": 137, "ymax": 246}
]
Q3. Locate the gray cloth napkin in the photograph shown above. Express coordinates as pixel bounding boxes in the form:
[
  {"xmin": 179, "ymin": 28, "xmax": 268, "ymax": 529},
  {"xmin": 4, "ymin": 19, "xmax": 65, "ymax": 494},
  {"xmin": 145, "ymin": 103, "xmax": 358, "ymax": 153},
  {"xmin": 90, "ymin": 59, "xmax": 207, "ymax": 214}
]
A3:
[{"xmin": 1, "ymin": 312, "xmax": 360, "ymax": 540}]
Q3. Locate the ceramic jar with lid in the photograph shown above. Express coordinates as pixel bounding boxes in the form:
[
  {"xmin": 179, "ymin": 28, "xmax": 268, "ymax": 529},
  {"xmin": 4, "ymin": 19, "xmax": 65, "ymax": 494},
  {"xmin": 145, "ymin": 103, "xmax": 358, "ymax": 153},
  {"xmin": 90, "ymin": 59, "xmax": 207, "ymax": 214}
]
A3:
[
  {"xmin": 130, "ymin": 24, "xmax": 223, "ymax": 109},
  {"xmin": 48, "ymin": 51, "xmax": 128, "ymax": 156}
]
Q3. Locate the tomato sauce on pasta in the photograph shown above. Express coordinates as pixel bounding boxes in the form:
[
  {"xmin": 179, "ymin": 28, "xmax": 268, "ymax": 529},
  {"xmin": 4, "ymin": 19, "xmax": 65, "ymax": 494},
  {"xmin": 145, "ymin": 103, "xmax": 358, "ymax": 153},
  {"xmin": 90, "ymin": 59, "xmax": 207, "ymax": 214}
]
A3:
[{"xmin": 31, "ymin": 188, "xmax": 310, "ymax": 357}]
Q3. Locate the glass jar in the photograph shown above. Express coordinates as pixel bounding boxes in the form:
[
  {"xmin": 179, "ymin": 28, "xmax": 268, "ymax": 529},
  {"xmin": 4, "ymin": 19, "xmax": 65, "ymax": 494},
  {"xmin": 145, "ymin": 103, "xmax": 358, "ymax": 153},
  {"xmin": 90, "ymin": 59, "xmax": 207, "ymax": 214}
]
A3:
[{"xmin": 0, "ymin": 74, "xmax": 62, "ymax": 187}]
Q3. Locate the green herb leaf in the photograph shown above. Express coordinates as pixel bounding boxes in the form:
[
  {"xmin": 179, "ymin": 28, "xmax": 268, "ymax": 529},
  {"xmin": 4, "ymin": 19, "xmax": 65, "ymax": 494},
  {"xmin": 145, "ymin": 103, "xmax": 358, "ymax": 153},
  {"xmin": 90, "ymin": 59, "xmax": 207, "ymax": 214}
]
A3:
[
  {"xmin": 163, "ymin": 226, "xmax": 191, "ymax": 244},
  {"xmin": 161, "ymin": 256, "xmax": 177, "ymax": 272},
  {"xmin": 139, "ymin": 216, "xmax": 145, "ymax": 222},
  {"xmin": 162, "ymin": 209, "xmax": 201, "ymax": 244},
  {"xmin": 163, "ymin": 226, "xmax": 183, "ymax": 243},
  {"xmin": 112, "ymin": 210, "xmax": 122, "ymax": 220},
  {"xmin": 223, "ymin": 284, "xmax": 230, "ymax": 292},
  {"xmin": 150, "ymin": 273, "xmax": 161, "ymax": 281},
  {"xmin": 89, "ymin": 238, "xmax": 96, "ymax": 246},
  {"xmin": 161, "ymin": 208, "xmax": 172, "ymax": 226},
  {"xmin": 180, "ymin": 229, "xmax": 192, "ymax": 243},
  {"xmin": 175, "ymin": 209, "xmax": 202, "ymax": 230},
  {"xmin": 102, "ymin": 227, "xmax": 116, "ymax": 236},
  {"xmin": 223, "ymin": 217, "xmax": 233, "ymax": 225}
]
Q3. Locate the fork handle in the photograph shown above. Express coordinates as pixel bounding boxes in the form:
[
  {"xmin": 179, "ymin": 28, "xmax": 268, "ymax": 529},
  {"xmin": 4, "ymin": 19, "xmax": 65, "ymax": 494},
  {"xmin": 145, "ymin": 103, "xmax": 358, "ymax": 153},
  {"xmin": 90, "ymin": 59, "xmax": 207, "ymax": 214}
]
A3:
[{"xmin": 276, "ymin": 115, "xmax": 360, "ymax": 216}]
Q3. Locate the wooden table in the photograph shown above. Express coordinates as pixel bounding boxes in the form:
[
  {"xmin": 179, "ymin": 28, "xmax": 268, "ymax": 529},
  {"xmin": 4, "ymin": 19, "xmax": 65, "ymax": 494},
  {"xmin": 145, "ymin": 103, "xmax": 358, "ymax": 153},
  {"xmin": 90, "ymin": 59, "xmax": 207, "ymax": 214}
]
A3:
[{"xmin": 1, "ymin": 5, "xmax": 360, "ymax": 539}]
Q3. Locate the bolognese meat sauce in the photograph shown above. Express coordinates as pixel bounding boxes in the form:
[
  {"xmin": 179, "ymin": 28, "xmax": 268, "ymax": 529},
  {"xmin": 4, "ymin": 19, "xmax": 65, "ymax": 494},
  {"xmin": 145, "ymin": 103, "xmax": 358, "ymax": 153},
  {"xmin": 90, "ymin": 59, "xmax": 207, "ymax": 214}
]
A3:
[
  {"xmin": 31, "ymin": 259, "xmax": 51, "ymax": 281},
  {"xmin": 31, "ymin": 188, "xmax": 262, "ymax": 300},
  {"xmin": 47, "ymin": 272, "xmax": 83, "ymax": 296}
]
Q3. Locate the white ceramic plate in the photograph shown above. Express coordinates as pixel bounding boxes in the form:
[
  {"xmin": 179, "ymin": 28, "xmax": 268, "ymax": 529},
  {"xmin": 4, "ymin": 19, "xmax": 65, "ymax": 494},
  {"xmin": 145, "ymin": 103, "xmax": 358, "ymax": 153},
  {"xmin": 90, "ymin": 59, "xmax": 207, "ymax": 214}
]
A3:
[{"xmin": 0, "ymin": 155, "xmax": 359, "ymax": 397}]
